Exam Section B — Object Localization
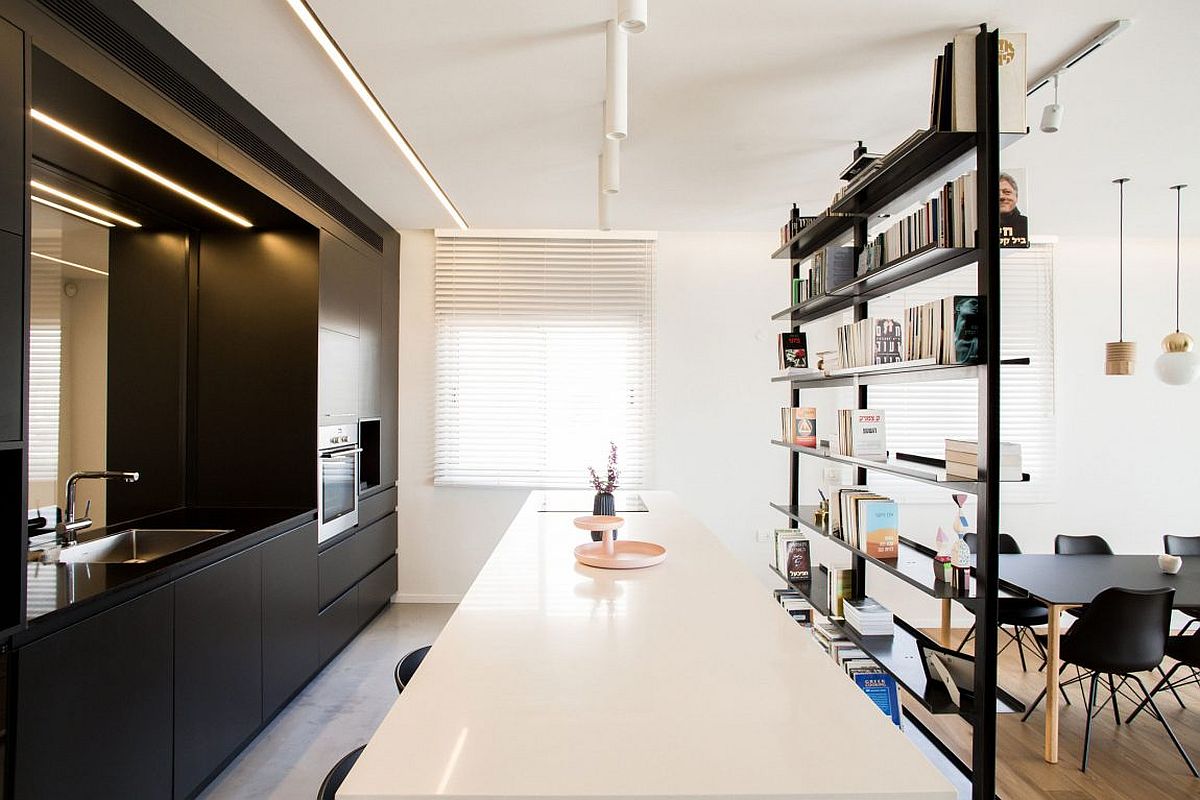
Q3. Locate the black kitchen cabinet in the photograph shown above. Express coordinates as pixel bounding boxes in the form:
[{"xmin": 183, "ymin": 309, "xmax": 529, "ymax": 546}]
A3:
[
  {"xmin": 174, "ymin": 546, "xmax": 263, "ymax": 798},
  {"xmin": 262, "ymin": 521, "xmax": 319, "ymax": 718},
  {"xmin": 318, "ymin": 511, "xmax": 396, "ymax": 609},
  {"xmin": 0, "ymin": 18, "xmax": 23, "ymax": 239},
  {"xmin": 319, "ymin": 229, "xmax": 361, "ymax": 338},
  {"xmin": 14, "ymin": 587, "xmax": 174, "ymax": 800},
  {"xmin": 380, "ymin": 255, "xmax": 399, "ymax": 487},
  {"xmin": 318, "ymin": 584, "xmax": 359, "ymax": 663},
  {"xmin": 0, "ymin": 231, "xmax": 21, "ymax": 443},
  {"xmin": 356, "ymin": 511, "xmax": 398, "ymax": 578},
  {"xmin": 359, "ymin": 554, "xmax": 398, "ymax": 624},
  {"xmin": 357, "ymin": 256, "xmax": 382, "ymax": 419}
]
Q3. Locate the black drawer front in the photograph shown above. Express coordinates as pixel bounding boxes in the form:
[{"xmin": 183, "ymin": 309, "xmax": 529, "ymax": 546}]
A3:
[
  {"xmin": 359, "ymin": 554, "xmax": 397, "ymax": 624},
  {"xmin": 318, "ymin": 530, "xmax": 359, "ymax": 609},
  {"xmin": 356, "ymin": 512, "xmax": 396, "ymax": 576},
  {"xmin": 359, "ymin": 485, "xmax": 396, "ymax": 527},
  {"xmin": 318, "ymin": 585, "xmax": 359, "ymax": 663}
]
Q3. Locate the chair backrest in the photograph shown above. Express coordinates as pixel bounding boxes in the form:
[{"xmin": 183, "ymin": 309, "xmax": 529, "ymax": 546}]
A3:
[
  {"xmin": 1164, "ymin": 534, "xmax": 1200, "ymax": 556},
  {"xmin": 963, "ymin": 532, "xmax": 1022, "ymax": 555},
  {"xmin": 395, "ymin": 645, "xmax": 432, "ymax": 694},
  {"xmin": 1054, "ymin": 534, "xmax": 1113, "ymax": 555},
  {"xmin": 317, "ymin": 745, "xmax": 366, "ymax": 800},
  {"xmin": 1061, "ymin": 587, "xmax": 1174, "ymax": 674}
]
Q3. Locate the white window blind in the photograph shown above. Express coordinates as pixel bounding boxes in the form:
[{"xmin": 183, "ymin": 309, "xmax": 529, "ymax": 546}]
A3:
[
  {"xmin": 28, "ymin": 262, "xmax": 62, "ymax": 491},
  {"xmin": 864, "ymin": 244, "xmax": 1056, "ymax": 503},
  {"xmin": 434, "ymin": 231, "xmax": 655, "ymax": 488}
]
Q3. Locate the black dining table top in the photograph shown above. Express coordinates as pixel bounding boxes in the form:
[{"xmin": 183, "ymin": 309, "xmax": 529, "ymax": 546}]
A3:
[{"xmin": 996, "ymin": 554, "xmax": 1200, "ymax": 607}]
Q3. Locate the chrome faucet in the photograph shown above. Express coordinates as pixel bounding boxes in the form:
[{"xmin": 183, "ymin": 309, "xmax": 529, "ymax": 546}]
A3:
[{"xmin": 56, "ymin": 470, "xmax": 140, "ymax": 546}]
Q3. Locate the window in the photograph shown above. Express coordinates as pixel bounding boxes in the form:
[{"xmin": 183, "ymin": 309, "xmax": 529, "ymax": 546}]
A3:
[
  {"xmin": 864, "ymin": 244, "xmax": 1056, "ymax": 502},
  {"xmin": 434, "ymin": 231, "xmax": 655, "ymax": 488}
]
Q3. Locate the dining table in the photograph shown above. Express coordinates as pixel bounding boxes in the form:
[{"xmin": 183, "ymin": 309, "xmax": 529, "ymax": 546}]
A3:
[{"xmin": 993, "ymin": 553, "xmax": 1200, "ymax": 764}]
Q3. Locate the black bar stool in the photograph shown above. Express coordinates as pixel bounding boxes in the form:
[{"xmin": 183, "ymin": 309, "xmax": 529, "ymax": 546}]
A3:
[
  {"xmin": 318, "ymin": 744, "xmax": 366, "ymax": 800},
  {"xmin": 395, "ymin": 645, "xmax": 432, "ymax": 694}
]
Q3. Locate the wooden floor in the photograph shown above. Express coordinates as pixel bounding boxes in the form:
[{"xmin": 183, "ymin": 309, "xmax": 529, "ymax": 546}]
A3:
[{"xmin": 913, "ymin": 627, "xmax": 1200, "ymax": 799}]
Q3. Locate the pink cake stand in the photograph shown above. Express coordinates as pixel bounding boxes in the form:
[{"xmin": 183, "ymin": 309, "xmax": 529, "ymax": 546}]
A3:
[{"xmin": 572, "ymin": 515, "xmax": 667, "ymax": 569}]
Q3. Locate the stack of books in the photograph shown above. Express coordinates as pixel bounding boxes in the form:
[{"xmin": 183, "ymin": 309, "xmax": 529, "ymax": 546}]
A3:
[
  {"xmin": 835, "ymin": 318, "xmax": 902, "ymax": 368},
  {"xmin": 944, "ymin": 439, "xmax": 1023, "ymax": 481},
  {"xmin": 792, "ymin": 246, "xmax": 856, "ymax": 305},
  {"xmin": 825, "ymin": 566, "xmax": 854, "ymax": 618},
  {"xmin": 778, "ymin": 206, "xmax": 817, "ymax": 247},
  {"xmin": 857, "ymin": 172, "xmax": 979, "ymax": 276},
  {"xmin": 904, "ymin": 294, "xmax": 983, "ymax": 364},
  {"xmin": 837, "ymin": 409, "xmax": 887, "ymax": 461},
  {"xmin": 831, "ymin": 487, "xmax": 900, "ymax": 559},
  {"xmin": 842, "ymin": 597, "xmax": 895, "ymax": 636},
  {"xmin": 811, "ymin": 620, "xmax": 846, "ymax": 655},
  {"xmin": 773, "ymin": 589, "xmax": 813, "ymax": 625}
]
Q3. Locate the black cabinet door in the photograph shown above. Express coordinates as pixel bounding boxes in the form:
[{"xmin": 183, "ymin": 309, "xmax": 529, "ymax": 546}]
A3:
[
  {"xmin": 262, "ymin": 522, "xmax": 319, "ymax": 717},
  {"xmin": 15, "ymin": 587, "xmax": 174, "ymax": 800},
  {"xmin": 0, "ymin": 18, "xmax": 24, "ymax": 239},
  {"xmin": 380, "ymin": 255, "xmax": 399, "ymax": 486},
  {"xmin": 0, "ymin": 231, "xmax": 21, "ymax": 443},
  {"xmin": 357, "ymin": 256, "xmax": 382, "ymax": 419},
  {"xmin": 318, "ymin": 584, "xmax": 359, "ymax": 663},
  {"xmin": 356, "ymin": 512, "xmax": 397, "ymax": 579},
  {"xmin": 359, "ymin": 554, "xmax": 398, "ymax": 625},
  {"xmin": 174, "ymin": 547, "xmax": 263, "ymax": 798}
]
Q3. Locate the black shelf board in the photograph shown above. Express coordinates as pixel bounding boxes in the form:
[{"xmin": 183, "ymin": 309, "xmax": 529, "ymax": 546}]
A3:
[
  {"xmin": 769, "ymin": 503, "xmax": 974, "ymax": 600},
  {"xmin": 0, "ymin": 440, "xmax": 24, "ymax": 451},
  {"xmin": 772, "ymin": 357, "xmax": 1030, "ymax": 388},
  {"xmin": 769, "ymin": 564, "xmax": 1023, "ymax": 717},
  {"xmin": 772, "ymin": 246, "xmax": 979, "ymax": 325},
  {"xmin": 770, "ymin": 563, "xmax": 830, "ymax": 617},
  {"xmin": 829, "ymin": 130, "xmax": 977, "ymax": 218},
  {"xmin": 770, "ymin": 214, "xmax": 855, "ymax": 263},
  {"xmin": 770, "ymin": 442, "xmax": 1030, "ymax": 493}
]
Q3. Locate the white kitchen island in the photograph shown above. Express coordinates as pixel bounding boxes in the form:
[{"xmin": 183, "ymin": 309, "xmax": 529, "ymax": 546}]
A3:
[{"xmin": 340, "ymin": 491, "xmax": 956, "ymax": 799}]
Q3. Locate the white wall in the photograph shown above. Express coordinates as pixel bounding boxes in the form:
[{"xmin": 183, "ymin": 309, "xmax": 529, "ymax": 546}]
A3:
[{"xmin": 396, "ymin": 229, "xmax": 788, "ymax": 601}]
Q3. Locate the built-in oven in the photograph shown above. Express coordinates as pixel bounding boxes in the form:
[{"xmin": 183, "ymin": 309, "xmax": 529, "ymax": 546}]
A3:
[{"xmin": 318, "ymin": 424, "xmax": 360, "ymax": 543}]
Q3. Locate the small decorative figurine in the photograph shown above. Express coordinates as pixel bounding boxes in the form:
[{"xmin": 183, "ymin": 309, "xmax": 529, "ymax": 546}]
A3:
[{"xmin": 933, "ymin": 526, "xmax": 953, "ymax": 583}]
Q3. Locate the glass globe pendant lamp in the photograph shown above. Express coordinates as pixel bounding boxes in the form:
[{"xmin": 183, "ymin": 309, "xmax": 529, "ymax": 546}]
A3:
[{"xmin": 1155, "ymin": 184, "xmax": 1199, "ymax": 385}]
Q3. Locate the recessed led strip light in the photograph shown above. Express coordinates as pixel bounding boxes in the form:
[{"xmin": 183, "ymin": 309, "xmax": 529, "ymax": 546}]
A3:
[
  {"xmin": 284, "ymin": 0, "xmax": 468, "ymax": 229},
  {"xmin": 31, "ymin": 195, "xmax": 114, "ymax": 227},
  {"xmin": 31, "ymin": 180, "xmax": 142, "ymax": 227},
  {"xmin": 30, "ymin": 109, "xmax": 253, "ymax": 228},
  {"xmin": 30, "ymin": 250, "xmax": 109, "ymax": 277}
]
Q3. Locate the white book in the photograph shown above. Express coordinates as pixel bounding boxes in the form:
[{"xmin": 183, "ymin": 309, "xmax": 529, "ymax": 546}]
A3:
[
  {"xmin": 998, "ymin": 33, "xmax": 1028, "ymax": 134},
  {"xmin": 849, "ymin": 409, "xmax": 887, "ymax": 461},
  {"xmin": 951, "ymin": 32, "xmax": 976, "ymax": 132}
]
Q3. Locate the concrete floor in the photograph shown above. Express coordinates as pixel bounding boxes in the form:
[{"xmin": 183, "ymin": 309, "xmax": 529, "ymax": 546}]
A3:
[{"xmin": 199, "ymin": 603, "xmax": 457, "ymax": 800}]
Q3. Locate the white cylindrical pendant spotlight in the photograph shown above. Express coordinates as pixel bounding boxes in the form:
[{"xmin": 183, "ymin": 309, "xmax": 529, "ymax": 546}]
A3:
[
  {"xmin": 618, "ymin": 0, "xmax": 648, "ymax": 33},
  {"xmin": 605, "ymin": 20, "xmax": 628, "ymax": 140},
  {"xmin": 601, "ymin": 137, "xmax": 620, "ymax": 194},
  {"xmin": 598, "ymin": 155, "xmax": 612, "ymax": 231}
]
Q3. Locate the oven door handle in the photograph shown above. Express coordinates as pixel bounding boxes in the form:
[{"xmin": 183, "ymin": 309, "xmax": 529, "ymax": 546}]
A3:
[{"xmin": 320, "ymin": 448, "xmax": 364, "ymax": 458}]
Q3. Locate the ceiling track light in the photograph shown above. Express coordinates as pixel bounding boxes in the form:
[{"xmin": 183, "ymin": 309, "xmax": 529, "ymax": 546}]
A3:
[
  {"xmin": 31, "ymin": 179, "xmax": 141, "ymax": 227},
  {"xmin": 30, "ymin": 250, "xmax": 109, "ymax": 277},
  {"xmin": 31, "ymin": 195, "xmax": 114, "ymax": 228},
  {"xmin": 618, "ymin": 0, "xmax": 648, "ymax": 34},
  {"xmin": 284, "ymin": 0, "xmax": 467, "ymax": 229},
  {"xmin": 604, "ymin": 20, "xmax": 628, "ymax": 140},
  {"xmin": 31, "ymin": 109, "xmax": 253, "ymax": 228},
  {"xmin": 601, "ymin": 137, "xmax": 620, "ymax": 195},
  {"xmin": 1040, "ymin": 74, "xmax": 1063, "ymax": 134},
  {"xmin": 1027, "ymin": 20, "xmax": 1132, "ymax": 96}
]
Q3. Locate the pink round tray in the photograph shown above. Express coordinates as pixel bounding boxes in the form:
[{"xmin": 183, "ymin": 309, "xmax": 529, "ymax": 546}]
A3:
[
  {"xmin": 574, "ymin": 540, "xmax": 667, "ymax": 569},
  {"xmin": 573, "ymin": 515, "xmax": 625, "ymax": 531}
]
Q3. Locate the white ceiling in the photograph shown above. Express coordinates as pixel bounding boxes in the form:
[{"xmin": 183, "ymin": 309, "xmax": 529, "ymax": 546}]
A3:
[{"xmin": 132, "ymin": 0, "xmax": 1199, "ymax": 235}]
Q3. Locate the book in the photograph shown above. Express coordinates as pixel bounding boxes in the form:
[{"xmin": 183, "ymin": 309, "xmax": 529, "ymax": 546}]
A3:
[
  {"xmin": 854, "ymin": 672, "xmax": 902, "ymax": 726},
  {"xmin": 786, "ymin": 538, "xmax": 812, "ymax": 582},
  {"xmin": 944, "ymin": 295, "xmax": 982, "ymax": 364},
  {"xmin": 829, "ymin": 484, "xmax": 868, "ymax": 539},
  {"xmin": 997, "ymin": 33, "xmax": 1028, "ymax": 134},
  {"xmin": 825, "ymin": 566, "xmax": 854, "ymax": 618},
  {"xmin": 835, "ymin": 318, "xmax": 904, "ymax": 369},
  {"xmin": 822, "ymin": 246, "xmax": 857, "ymax": 289},
  {"xmin": 781, "ymin": 407, "xmax": 817, "ymax": 447},
  {"xmin": 858, "ymin": 500, "xmax": 900, "ymax": 560},
  {"xmin": 778, "ymin": 331, "xmax": 808, "ymax": 369},
  {"xmin": 774, "ymin": 529, "xmax": 806, "ymax": 572},
  {"xmin": 837, "ymin": 409, "xmax": 887, "ymax": 461},
  {"xmin": 842, "ymin": 597, "xmax": 894, "ymax": 636},
  {"xmin": 951, "ymin": 32, "xmax": 976, "ymax": 132}
]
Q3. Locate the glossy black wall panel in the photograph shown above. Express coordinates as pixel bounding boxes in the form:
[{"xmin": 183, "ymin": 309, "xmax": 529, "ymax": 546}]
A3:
[
  {"xmin": 106, "ymin": 229, "xmax": 189, "ymax": 523},
  {"xmin": 15, "ymin": 586, "xmax": 174, "ymax": 799},
  {"xmin": 262, "ymin": 520, "xmax": 319, "ymax": 717},
  {"xmin": 0, "ymin": 18, "xmax": 23, "ymax": 238},
  {"xmin": 193, "ymin": 229, "xmax": 318, "ymax": 508},
  {"xmin": 173, "ymin": 546, "xmax": 263, "ymax": 798},
  {"xmin": 0, "ymin": 233, "xmax": 23, "ymax": 444}
]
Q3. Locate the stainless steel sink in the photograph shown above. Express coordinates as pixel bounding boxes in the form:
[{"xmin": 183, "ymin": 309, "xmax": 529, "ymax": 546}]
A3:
[{"xmin": 57, "ymin": 528, "xmax": 233, "ymax": 565}]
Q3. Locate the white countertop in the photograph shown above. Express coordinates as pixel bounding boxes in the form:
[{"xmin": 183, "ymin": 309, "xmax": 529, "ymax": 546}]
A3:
[{"xmin": 341, "ymin": 491, "xmax": 955, "ymax": 800}]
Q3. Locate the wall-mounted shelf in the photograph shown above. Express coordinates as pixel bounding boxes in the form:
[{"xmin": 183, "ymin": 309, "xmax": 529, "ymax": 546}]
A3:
[
  {"xmin": 772, "ymin": 357, "xmax": 1030, "ymax": 388},
  {"xmin": 772, "ymin": 246, "xmax": 980, "ymax": 324},
  {"xmin": 770, "ymin": 214, "xmax": 856, "ymax": 263},
  {"xmin": 770, "ymin": 565, "xmax": 1024, "ymax": 718},
  {"xmin": 828, "ymin": 130, "xmax": 977, "ymax": 219}
]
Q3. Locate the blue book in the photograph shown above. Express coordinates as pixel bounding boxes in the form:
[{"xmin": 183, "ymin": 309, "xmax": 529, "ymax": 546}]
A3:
[{"xmin": 853, "ymin": 671, "xmax": 901, "ymax": 726}]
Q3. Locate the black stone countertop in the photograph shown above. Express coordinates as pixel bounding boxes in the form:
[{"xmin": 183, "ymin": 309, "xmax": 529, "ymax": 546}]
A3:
[{"xmin": 20, "ymin": 506, "xmax": 315, "ymax": 644}]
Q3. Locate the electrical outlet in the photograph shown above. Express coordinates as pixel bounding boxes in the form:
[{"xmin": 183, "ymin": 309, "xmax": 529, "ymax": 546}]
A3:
[{"xmin": 756, "ymin": 530, "xmax": 772, "ymax": 543}]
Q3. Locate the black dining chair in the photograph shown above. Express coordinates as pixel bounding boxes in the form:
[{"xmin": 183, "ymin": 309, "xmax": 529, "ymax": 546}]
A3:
[
  {"xmin": 1128, "ymin": 626, "xmax": 1200, "ymax": 730},
  {"xmin": 1021, "ymin": 587, "xmax": 1196, "ymax": 775},
  {"xmin": 395, "ymin": 645, "xmax": 432, "ymax": 694},
  {"xmin": 1164, "ymin": 534, "xmax": 1200, "ymax": 635},
  {"xmin": 956, "ymin": 533, "xmax": 1050, "ymax": 672},
  {"xmin": 318, "ymin": 744, "xmax": 367, "ymax": 800},
  {"xmin": 1054, "ymin": 534, "xmax": 1114, "ymax": 555}
]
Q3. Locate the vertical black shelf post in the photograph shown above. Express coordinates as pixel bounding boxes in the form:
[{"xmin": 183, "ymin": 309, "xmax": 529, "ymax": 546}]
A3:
[
  {"xmin": 971, "ymin": 26, "xmax": 1001, "ymax": 800},
  {"xmin": 851, "ymin": 216, "xmax": 869, "ymax": 601},
  {"xmin": 788, "ymin": 246, "xmax": 801, "ymax": 522}
]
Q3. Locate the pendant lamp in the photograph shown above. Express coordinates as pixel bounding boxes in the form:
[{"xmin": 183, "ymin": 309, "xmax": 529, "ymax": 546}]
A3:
[
  {"xmin": 1105, "ymin": 178, "xmax": 1136, "ymax": 375},
  {"xmin": 1154, "ymin": 184, "xmax": 1199, "ymax": 385}
]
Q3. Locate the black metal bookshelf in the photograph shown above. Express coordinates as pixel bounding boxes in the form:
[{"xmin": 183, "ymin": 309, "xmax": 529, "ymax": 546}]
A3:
[{"xmin": 769, "ymin": 26, "xmax": 1010, "ymax": 800}]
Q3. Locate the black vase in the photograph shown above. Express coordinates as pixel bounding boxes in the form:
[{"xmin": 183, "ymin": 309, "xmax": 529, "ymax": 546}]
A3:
[{"xmin": 592, "ymin": 491, "xmax": 617, "ymax": 542}]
